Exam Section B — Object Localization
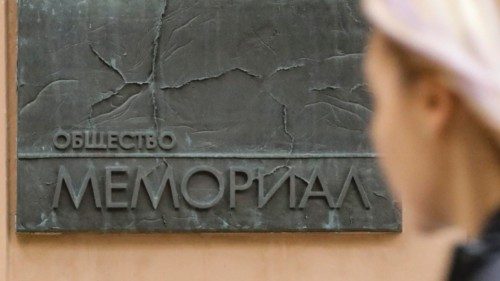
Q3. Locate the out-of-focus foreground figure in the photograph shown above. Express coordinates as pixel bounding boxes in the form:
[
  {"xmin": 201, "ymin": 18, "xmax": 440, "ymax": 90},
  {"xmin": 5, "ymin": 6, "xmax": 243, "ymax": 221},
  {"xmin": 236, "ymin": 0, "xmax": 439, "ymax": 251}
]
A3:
[{"xmin": 362, "ymin": 0, "xmax": 500, "ymax": 280}]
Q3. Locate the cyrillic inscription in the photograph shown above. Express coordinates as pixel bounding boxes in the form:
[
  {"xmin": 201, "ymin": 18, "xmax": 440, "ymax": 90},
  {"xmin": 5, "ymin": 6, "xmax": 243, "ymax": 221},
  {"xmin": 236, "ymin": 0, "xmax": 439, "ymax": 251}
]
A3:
[
  {"xmin": 51, "ymin": 164, "xmax": 371, "ymax": 211},
  {"xmin": 53, "ymin": 130, "xmax": 176, "ymax": 151}
]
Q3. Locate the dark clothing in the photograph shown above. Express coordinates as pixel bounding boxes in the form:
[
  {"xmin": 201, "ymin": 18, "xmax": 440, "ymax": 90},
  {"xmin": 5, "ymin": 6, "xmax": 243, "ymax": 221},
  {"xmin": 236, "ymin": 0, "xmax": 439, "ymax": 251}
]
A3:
[{"xmin": 449, "ymin": 212, "xmax": 500, "ymax": 281}]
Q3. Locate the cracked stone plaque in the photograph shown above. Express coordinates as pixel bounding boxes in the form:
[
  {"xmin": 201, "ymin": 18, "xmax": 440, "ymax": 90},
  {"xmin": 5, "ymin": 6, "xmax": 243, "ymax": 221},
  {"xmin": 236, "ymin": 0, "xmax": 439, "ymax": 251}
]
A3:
[{"xmin": 17, "ymin": 0, "xmax": 401, "ymax": 232}]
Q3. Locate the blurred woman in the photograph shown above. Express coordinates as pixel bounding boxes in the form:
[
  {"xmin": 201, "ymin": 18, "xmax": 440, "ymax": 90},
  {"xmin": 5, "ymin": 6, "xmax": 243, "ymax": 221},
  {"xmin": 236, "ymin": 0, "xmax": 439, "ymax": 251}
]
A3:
[{"xmin": 362, "ymin": 0, "xmax": 500, "ymax": 280}]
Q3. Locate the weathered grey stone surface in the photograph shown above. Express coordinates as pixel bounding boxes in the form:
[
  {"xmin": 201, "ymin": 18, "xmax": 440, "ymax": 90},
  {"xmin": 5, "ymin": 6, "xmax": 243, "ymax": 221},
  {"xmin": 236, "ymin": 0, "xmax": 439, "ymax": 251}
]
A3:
[{"xmin": 17, "ymin": 0, "xmax": 401, "ymax": 232}]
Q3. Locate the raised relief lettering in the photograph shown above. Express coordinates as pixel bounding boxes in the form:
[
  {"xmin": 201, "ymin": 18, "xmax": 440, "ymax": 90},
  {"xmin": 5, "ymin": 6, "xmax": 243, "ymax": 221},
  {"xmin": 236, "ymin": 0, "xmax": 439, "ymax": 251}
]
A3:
[
  {"xmin": 131, "ymin": 165, "xmax": 179, "ymax": 209},
  {"xmin": 51, "ymin": 130, "xmax": 177, "ymax": 152},
  {"xmin": 258, "ymin": 168, "xmax": 296, "ymax": 209},
  {"xmin": 107, "ymin": 131, "xmax": 119, "ymax": 149},
  {"xmin": 145, "ymin": 133, "xmax": 157, "ymax": 150},
  {"xmin": 84, "ymin": 131, "xmax": 107, "ymax": 150},
  {"xmin": 298, "ymin": 167, "xmax": 335, "ymax": 209},
  {"xmin": 50, "ymin": 165, "xmax": 372, "ymax": 211},
  {"xmin": 181, "ymin": 166, "xmax": 225, "ymax": 209},
  {"xmin": 71, "ymin": 131, "xmax": 84, "ymax": 149},
  {"xmin": 229, "ymin": 167, "xmax": 254, "ymax": 209},
  {"xmin": 105, "ymin": 166, "xmax": 129, "ymax": 209},
  {"xmin": 52, "ymin": 165, "xmax": 101, "ymax": 209},
  {"xmin": 118, "ymin": 133, "xmax": 135, "ymax": 150},
  {"xmin": 337, "ymin": 166, "xmax": 372, "ymax": 210},
  {"xmin": 53, "ymin": 131, "xmax": 71, "ymax": 150},
  {"xmin": 158, "ymin": 131, "xmax": 176, "ymax": 150}
]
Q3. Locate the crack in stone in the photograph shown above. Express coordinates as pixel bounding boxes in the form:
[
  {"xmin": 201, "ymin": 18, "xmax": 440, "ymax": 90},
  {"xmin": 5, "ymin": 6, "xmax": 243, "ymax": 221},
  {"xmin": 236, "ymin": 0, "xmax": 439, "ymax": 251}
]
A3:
[
  {"xmin": 252, "ymin": 28, "xmax": 277, "ymax": 56},
  {"xmin": 324, "ymin": 53, "xmax": 363, "ymax": 61},
  {"xmin": 147, "ymin": 0, "xmax": 170, "ymax": 134},
  {"xmin": 88, "ymin": 92, "xmax": 143, "ymax": 126},
  {"xmin": 91, "ymin": 84, "xmax": 129, "ymax": 109},
  {"xmin": 88, "ymin": 83, "xmax": 148, "ymax": 124},
  {"xmin": 139, "ymin": 217, "xmax": 165, "ymax": 225},
  {"xmin": 372, "ymin": 191, "xmax": 389, "ymax": 201},
  {"xmin": 20, "ymin": 79, "xmax": 79, "ymax": 115},
  {"xmin": 310, "ymin": 86, "xmax": 372, "ymax": 113},
  {"xmin": 262, "ymin": 165, "xmax": 310, "ymax": 184},
  {"xmin": 309, "ymin": 85, "xmax": 342, "ymax": 92},
  {"xmin": 164, "ymin": 0, "xmax": 200, "ymax": 22},
  {"xmin": 87, "ymin": 45, "xmax": 150, "ymax": 125},
  {"xmin": 83, "ymin": 2, "xmax": 357, "ymax": 153},
  {"xmin": 150, "ymin": 89, "xmax": 160, "ymax": 133},
  {"xmin": 160, "ymin": 39, "xmax": 194, "ymax": 62},
  {"xmin": 266, "ymin": 92, "xmax": 295, "ymax": 154},
  {"xmin": 269, "ymin": 61, "xmax": 306, "ymax": 76},
  {"xmin": 161, "ymin": 14, "xmax": 201, "ymax": 54},
  {"xmin": 349, "ymin": 83, "xmax": 366, "ymax": 94},
  {"xmin": 282, "ymin": 105, "xmax": 295, "ymax": 153},
  {"xmin": 88, "ymin": 102, "xmax": 94, "ymax": 127},
  {"xmin": 305, "ymin": 101, "xmax": 366, "ymax": 130},
  {"xmin": 328, "ymin": 94, "xmax": 371, "ymax": 112},
  {"xmin": 324, "ymin": 118, "xmax": 364, "ymax": 133},
  {"xmin": 85, "ymin": 0, "xmax": 170, "ymax": 128},
  {"xmin": 149, "ymin": 0, "xmax": 169, "ymax": 83},
  {"xmin": 89, "ymin": 44, "xmax": 128, "ymax": 83},
  {"xmin": 262, "ymin": 165, "xmax": 290, "ymax": 177},
  {"xmin": 160, "ymin": 67, "xmax": 262, "ymax": 90},
  {"xmin": 344, "ymin": 2, "xmax": 363, "ymax": 25},
  {"xmin": 190, "ymin": 127, "xmax": 230, "ymax": 135}
]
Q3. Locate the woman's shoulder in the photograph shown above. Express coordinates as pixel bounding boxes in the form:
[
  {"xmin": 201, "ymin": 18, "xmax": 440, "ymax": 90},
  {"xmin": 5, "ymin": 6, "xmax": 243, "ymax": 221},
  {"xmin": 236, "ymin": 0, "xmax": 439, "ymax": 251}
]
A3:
[
  {"xmin": 448, "ymin": 236, "xmax": 500, "ymax": 281},
  {"xmin": 473, "ymin": 253, "xmax": 500, "ymax": 281}
]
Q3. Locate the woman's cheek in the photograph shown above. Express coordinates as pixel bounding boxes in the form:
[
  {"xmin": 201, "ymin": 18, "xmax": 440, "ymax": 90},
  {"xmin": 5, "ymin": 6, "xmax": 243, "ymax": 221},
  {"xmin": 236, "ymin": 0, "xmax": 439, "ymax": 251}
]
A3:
[
  {"xmin": 371, "ymin": 102, "xmax": 406, "ymax": 187},
  {"xmin": 371, "ymin": 106, "xmax": 392, "ymax": 157}
]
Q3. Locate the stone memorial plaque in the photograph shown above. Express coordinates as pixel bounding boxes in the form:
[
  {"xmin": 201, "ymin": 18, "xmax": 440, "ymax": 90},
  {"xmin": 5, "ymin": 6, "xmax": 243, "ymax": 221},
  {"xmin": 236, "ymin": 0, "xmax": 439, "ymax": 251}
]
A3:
[{"xmin": 17, "ymin": 0, "xmax": 401, "ymax": 232}]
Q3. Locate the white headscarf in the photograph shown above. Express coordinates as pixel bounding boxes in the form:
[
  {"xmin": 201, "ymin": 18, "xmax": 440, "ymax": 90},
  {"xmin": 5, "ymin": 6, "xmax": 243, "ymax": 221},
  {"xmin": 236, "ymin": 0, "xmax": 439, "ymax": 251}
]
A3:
[{"xmin": 363, "ymin": 0, "xmax": 500, "ymax": 141}]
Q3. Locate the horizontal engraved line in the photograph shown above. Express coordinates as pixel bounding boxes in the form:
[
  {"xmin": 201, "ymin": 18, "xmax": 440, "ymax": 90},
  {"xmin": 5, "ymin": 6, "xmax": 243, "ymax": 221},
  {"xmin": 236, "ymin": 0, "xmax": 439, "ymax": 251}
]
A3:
[{"xmin": 17, "ymin": 152, "xmax": 377, "ymax": 159}]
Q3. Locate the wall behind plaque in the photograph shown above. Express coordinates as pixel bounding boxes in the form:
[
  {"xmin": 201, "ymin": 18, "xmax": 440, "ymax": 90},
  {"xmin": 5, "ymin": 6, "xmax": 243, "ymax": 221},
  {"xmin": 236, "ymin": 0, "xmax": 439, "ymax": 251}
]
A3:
[{"xmin": 3, "ymin": 0, "xmax": 459, "ymax": 280}]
